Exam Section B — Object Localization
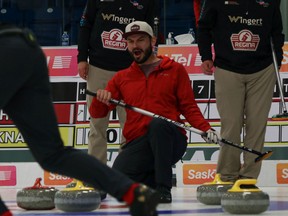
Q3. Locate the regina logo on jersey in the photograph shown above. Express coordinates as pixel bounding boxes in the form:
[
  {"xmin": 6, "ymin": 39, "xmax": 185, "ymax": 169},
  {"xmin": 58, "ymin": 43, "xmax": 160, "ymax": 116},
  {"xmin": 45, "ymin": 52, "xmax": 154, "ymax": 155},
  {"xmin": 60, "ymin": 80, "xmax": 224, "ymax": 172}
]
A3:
[
  {"xmin": 183, "ymin": 164, "xmax": 217, "ymax": 185},
  {"xmin": 276, "ymin": 163, "xmax": 288, "ymax": 184},
  {"xmin": 101, "ymin": 29, "xmax": 127, "ymax": 51},
  {"xmin": 230, "ymin": 29, "xmax": 260, "ymax": 51}
]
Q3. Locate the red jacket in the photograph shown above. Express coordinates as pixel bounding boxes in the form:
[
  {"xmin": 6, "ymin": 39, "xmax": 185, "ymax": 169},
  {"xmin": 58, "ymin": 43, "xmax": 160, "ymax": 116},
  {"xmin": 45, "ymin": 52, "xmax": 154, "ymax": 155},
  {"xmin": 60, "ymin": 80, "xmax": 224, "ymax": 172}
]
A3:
[{"xmin": 89, "ymin": 56, "xmax": 211, "ymax": 143}]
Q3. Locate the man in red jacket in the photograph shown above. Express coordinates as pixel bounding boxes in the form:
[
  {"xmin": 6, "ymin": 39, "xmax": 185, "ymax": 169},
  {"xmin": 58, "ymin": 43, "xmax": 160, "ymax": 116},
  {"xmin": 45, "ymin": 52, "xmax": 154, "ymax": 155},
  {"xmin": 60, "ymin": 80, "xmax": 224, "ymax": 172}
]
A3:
[{"xmin": 90, "ymin": 21, "xmax": 220, "ymax": 203}]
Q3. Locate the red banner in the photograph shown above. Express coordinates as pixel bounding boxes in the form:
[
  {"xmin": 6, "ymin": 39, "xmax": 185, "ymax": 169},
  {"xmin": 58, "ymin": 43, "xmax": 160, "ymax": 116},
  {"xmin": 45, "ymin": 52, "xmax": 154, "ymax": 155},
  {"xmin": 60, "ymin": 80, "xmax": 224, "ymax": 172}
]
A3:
[
  {"xmin": 158, "ymin": 45, "xmax": 203, "ymax": 74},
  {"xmin": 158, "ymin": 43, "xmax": 288, "ymax": 74},
  {"xmin": 42, "ymin": 47, "xmax": 78, "ymax": 77},
  {"xmin": 42, "ymin": 43, "xmax": 288, "ymax": 76},
  {"xmin": 282, "ymin": 44, "xmax": 288, "ymax": 72}
]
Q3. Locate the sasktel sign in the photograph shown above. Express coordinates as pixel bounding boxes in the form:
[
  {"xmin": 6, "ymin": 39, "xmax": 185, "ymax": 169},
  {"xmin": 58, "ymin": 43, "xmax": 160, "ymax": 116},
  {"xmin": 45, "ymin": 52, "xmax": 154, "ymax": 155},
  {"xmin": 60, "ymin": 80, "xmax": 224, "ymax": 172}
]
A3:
[
  {"xmin": 42, "ymin": 43, "xmax": 288, "ymax": 76},
  {"xmin": 158, "ymin": 43, "xmax": 288, "ymax": 74}
]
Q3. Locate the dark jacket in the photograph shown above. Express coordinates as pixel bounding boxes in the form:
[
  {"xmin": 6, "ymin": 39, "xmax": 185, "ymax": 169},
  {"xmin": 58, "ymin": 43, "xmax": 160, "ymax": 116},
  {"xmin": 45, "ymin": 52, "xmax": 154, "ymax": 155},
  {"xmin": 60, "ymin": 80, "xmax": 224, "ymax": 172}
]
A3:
[
  {"xmin": 197, "ymin": 0, "xmax": 285, "ymax": 74},
  {"xmin": 77, "ymin": 0, "xmax": 155, "ymax": 71}
]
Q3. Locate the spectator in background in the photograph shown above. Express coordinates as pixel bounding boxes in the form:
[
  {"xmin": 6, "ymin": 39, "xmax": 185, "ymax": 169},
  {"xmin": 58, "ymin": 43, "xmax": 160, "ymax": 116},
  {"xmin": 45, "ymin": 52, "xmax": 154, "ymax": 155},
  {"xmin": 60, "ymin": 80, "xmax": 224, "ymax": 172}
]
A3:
[
  {"xmin": 193, "ymin": 0, "xmax": 204, "ymax": 28},
  {"xmin": 197, "ymin": 0, "xmax": 284, "ymax": 185},
  {"xmin": 77, "ymin": 0, "xmax": 156, "ymax": 169}
]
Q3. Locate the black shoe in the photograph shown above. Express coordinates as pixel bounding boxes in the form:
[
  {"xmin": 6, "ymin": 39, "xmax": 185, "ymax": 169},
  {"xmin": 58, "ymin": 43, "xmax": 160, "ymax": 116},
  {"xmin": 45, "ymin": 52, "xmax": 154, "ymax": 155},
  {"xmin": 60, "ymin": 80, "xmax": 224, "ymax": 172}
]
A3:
[
  {"xmin": 129, "ymin": 184, "xmax": 159, "ymax": 216},
  {"xmin": 156, "ymin": 186, "xmax": 172, "ymax": 203},
  {"xmin": 99, "ymin": 190, "xmax": 107, "ymax": 200}
]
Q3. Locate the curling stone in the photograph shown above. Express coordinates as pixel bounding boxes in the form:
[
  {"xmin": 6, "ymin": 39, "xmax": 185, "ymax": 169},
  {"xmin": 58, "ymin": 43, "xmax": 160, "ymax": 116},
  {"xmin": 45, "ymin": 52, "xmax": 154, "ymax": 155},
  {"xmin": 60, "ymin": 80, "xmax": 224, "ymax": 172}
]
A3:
[
  {"xmin": 221, "ymin": 179, "xmax": 270, "ymax": 214},
  {"xmin": 16, "ymin": 177, "xmax": 58, "ymax": 210},
  {"xmin": 54, "ymin": 180, "xmax": 101, "ymax": 212},
  {"xmin": 65, "ymin": 179, "xmax": 77, "ymax": 188},
  {"xmin": 197, "ymin": 174, "xmax": 233, "ymax": 205},
  {"xmin": 66, "ymin": 179, "xmax": 107, "ymax": 200}
]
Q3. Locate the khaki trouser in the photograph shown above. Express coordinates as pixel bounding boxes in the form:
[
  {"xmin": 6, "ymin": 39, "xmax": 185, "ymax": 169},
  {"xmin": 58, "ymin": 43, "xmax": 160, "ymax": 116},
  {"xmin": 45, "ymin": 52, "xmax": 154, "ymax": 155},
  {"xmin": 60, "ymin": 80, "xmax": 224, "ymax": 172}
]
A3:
[
  {"xmin": 86, "ymin": 65, "xmax": 126, "ymax": 164},
  {"xmin": 215, "ymin": 64, "xmax": 276, "ymax": 182}
]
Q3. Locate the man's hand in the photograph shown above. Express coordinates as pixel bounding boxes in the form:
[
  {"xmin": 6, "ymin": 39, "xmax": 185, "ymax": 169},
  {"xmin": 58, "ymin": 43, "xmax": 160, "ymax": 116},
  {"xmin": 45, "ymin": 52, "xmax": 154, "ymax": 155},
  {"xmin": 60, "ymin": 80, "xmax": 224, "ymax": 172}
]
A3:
[
  {"xmin": 96, "ymin": 89, "xmax": 111, "ymax": 105},
  {"xmin": 201, "ymin": 60, "xmax": 214, "ymax": 75},
  {"xmin": 78, "ymin": 61, "xmax": 89, "ymax": 80},
  {"xmin": 202, "ymin": 128, "xmax": 221, "ymax": 144}
]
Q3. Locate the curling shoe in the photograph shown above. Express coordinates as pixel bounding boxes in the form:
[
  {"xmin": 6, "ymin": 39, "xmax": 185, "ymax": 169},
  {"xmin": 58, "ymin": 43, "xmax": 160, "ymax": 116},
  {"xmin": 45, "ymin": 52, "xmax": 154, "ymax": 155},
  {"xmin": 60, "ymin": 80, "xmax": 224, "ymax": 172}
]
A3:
[
  {"xmin": 129, "ymin": 184, "xmax": 159, "ymax": 216},
  {"xmin": 156, "ymin": 185, "xmax": 172, "ymax": 203}
]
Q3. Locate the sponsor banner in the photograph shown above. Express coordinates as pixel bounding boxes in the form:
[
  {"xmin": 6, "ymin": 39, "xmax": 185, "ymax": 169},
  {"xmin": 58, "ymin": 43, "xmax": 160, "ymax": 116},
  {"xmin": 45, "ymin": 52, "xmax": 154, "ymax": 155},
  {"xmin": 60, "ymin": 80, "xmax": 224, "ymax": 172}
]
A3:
[
  {"xmin": 158, "ymin": 45, "xmax": 203, "ymax": 74},
  {"xmin": 43, "ymin": 47, "xmax": 78, "ymax": 77},
  {"xmin": 277, "ymin": 163, "xmax": 288, "ymax": 184},
  {"xmin": 1, "ymin": 121, "xmax": 288, "ymax": 150},
  {"xmin": 41, "ymin": 43, "xmax": 288, "ymax": 77},
  {"xmin": 0, "ymin": 163, "xmax": 42, "ymax": 188},
  {"xmin": 282, "ymin": 44, "xmax": 288, "ymax": 72},
  {"xmin": 0, "ymin": 166, "xmax": 16, "ymax": 186},
  {"xmin": 0, "ymin": 126, "xmax": 74, "ymax": 148},
  {"xmin": 2, "ymin": 160, "xmax": 287, "ymax": 188},
  {"xmin": 176, "ymin": 160, "xmax": 288, "ymax": 187},
  {"xmin": 0, "ymin": 127, "xmax": 25, "ymax": 147},
  {"xmin": 44, "ymin": 171, "xmax": 73, "ymax": 186},
  {"xmin": 157, "ymin": 42, "xmax": 288, "ymax": 74},
  {"xmin": 182, "ymin": 164, "xmax": 217, "ymax": 185},
  {"xmin": 0, "ymin": 163, "xmax": 73, "ymax": 188},
  {"xmin": 1, "ymin": 160, "xmax": 288, "ymax": 188}
]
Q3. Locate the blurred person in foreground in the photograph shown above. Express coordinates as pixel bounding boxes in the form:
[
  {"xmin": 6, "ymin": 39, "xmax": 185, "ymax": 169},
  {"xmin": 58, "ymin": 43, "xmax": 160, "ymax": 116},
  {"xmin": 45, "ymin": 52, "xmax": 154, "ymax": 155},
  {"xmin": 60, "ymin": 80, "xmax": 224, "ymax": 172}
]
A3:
[{"xmin": 0, "ymin": 23, "xmax": 159, "ymax": 216}]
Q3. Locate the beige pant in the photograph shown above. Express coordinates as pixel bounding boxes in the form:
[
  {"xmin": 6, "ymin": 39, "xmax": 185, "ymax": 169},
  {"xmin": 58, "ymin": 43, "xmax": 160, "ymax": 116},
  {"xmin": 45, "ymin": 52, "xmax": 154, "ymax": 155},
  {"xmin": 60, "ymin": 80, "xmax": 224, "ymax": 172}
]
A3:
[
  {"xmin": 215, "ymin": 64, "xmax": 276, "ymax": 182},
  {"xmin": 86, "ymin": 65, "xmax": 126, "ymax": 164}
]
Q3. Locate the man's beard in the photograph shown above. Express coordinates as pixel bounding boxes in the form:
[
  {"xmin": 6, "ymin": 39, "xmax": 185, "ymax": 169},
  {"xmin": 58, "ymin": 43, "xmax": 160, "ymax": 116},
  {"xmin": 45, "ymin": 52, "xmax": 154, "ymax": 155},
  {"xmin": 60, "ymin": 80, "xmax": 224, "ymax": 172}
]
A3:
[{"xmin": 129, "ymin": 45, "xmax": 153, "ymax": 64}]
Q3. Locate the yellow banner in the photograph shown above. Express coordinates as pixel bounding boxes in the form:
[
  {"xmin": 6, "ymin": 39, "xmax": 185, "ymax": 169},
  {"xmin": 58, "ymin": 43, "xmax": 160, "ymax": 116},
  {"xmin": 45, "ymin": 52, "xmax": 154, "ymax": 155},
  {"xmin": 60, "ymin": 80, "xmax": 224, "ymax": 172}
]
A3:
[{"xmin": 0, "ymin": 126, "xmax": 74, "ymax": 148}]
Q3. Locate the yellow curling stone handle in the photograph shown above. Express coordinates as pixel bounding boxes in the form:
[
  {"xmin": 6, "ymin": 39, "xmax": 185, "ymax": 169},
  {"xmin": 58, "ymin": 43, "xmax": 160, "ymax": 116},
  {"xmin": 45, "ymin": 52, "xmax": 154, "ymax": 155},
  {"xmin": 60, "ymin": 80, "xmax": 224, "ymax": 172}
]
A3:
[
  {"xmin": 203, "ymin": 173, "xmax": 233, "ymax": 185},
  {"xmin": 228, "ymin": 179, "xmax": 261, "ymax": 192},
  {"xmin": 62, "ymin": 180, "xmax": 95, "ymax": 191}
]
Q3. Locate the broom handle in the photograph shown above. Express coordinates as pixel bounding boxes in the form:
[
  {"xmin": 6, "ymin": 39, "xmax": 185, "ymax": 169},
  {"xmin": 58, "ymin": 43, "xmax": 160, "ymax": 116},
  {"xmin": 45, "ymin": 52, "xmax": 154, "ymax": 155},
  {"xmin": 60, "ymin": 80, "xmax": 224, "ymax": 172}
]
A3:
[{"xmin": 86, "ymin": 90, "xmax": 274, "ymax": 162}]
